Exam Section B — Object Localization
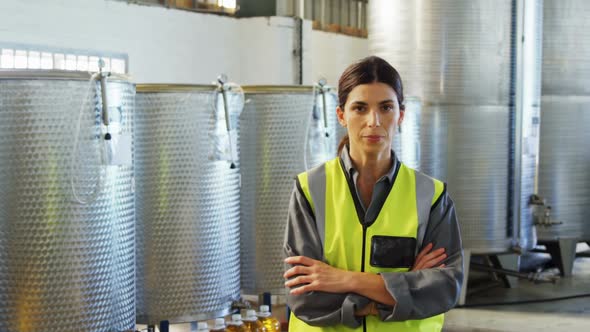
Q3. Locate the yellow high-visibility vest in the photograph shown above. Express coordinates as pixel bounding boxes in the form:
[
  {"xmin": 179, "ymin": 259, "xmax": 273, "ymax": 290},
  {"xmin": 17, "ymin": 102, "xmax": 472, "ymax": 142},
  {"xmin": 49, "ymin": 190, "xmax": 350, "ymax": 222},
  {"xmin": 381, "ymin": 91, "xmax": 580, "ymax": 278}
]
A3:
[{"xmin": 290, "ymin": 158, "xmax": 445, "ymax": 332}]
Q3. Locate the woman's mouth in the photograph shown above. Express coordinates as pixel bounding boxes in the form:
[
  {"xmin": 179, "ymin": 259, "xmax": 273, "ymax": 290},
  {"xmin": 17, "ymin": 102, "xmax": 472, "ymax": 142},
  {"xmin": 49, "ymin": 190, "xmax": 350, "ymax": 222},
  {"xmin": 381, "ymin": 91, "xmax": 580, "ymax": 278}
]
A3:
[{"xmin": 364, "ymin": 135, "xmax": 383, "ymax": 142}]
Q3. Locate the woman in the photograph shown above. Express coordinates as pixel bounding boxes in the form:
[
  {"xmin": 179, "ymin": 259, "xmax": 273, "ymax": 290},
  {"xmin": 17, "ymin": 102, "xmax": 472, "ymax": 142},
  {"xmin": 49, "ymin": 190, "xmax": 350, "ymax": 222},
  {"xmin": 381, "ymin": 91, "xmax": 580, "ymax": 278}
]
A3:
[{"xmin": 283, "ymin": 56, "xmax": 463, "ymax": 332}]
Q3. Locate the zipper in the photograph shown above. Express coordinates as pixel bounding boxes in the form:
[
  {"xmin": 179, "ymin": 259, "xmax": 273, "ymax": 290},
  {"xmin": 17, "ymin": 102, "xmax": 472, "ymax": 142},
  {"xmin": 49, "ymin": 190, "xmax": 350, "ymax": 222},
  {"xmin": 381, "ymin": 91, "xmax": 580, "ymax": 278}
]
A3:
[
  {"xmin": 362, "ymin": 224, "xmax": 367, "ymax": 332},
  {"xmin": 361, "ymin": 225, "xmax": 367, "ymax": 273}
]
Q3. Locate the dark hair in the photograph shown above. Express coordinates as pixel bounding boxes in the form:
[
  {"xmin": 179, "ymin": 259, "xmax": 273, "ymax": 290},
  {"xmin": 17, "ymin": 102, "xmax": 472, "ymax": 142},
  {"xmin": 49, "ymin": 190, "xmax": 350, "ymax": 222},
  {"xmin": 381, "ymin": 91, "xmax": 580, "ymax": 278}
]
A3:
[{"xmin": 337, "ymin": 56, "xmax": 405, "ymax": 154}]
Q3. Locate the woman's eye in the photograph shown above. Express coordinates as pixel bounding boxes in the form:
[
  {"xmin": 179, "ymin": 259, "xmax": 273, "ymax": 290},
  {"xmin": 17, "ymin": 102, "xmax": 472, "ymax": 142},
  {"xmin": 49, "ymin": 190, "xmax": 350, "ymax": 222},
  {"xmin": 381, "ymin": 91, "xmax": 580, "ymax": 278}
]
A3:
[
  {"xmin": 353, "ymin": 106, "xmax": 367, "ymax": 112},
  {"xmin": 382, "ymin": 105, "xmax": 394, "ymax": 112}
]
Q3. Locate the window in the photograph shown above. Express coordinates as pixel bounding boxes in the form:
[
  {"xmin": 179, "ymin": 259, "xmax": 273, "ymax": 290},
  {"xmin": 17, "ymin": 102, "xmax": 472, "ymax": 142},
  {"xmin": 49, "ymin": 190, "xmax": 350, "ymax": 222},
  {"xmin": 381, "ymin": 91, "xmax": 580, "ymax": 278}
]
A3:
[
  {"xmin": 280, "ymin": 0, "xmax": 368, "ymax": 38},
  {"xmin": 122, "ymin": 0, "xmax": 238, "ymax": 15},
  {"xmin": 0, "ymin": 44, "xmax": 128, "ymax": 74}
]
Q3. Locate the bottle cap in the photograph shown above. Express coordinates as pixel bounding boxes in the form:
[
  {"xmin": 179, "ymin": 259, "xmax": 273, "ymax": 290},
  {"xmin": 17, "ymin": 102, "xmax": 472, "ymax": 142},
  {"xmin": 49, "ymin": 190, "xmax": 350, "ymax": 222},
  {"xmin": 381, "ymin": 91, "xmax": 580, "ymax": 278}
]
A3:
[
  {"xmin": 257, "ymin": 305, "xmax": 271, "ymax": 317},
  {"xmin": 197, "ymin": 322, "xmax": 209, "ymax": 331},
  {"xmin": 246, "ymin": 309, "xmax": 257, "ymax": 319},
  {"xmin": 214, "ymin": 318, "xmax": 226, "ymax": 329},
  {"xmin": 232, "ymin": 314, "xmax": 242, "ymax": 322}
]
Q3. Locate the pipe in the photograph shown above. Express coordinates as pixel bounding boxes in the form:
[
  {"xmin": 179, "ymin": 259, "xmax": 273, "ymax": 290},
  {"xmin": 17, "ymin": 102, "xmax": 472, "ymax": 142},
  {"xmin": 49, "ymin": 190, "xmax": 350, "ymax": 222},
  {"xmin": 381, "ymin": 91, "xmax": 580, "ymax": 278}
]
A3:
[
  {"xmin": 316, "ymin": 78, "xmax": 329, "ymax": 137},
  {"xmin": 470, "ymin": 262, "xmax": 559, "ymax": 284},
  {"xmin": 217, "ymin": 74, "xmax": 236, "ymax": 169},
  {"xmin": 98, "ymin": 59, "xmax": 112, "ymax": 140}
]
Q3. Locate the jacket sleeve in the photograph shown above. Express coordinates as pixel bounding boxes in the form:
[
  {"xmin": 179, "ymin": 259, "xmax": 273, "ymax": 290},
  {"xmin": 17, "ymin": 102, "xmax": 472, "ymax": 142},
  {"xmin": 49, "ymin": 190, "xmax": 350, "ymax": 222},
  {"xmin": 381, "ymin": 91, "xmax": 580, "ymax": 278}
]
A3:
[
  {"xmin": 375, "ymin": 191, "xmax": 464, "ymax": 321},
  {"xmin": 284, "ymin": 181, "xmax": 371, "ymax": 328}
]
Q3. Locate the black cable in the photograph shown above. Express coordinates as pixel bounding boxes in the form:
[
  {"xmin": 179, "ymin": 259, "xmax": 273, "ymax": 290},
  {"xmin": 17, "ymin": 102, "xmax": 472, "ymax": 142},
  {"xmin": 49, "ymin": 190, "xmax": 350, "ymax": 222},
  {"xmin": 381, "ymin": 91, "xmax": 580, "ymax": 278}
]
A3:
[{"xmin": 457, "ymin": 292, "xmax": 590, "ymax": 308}]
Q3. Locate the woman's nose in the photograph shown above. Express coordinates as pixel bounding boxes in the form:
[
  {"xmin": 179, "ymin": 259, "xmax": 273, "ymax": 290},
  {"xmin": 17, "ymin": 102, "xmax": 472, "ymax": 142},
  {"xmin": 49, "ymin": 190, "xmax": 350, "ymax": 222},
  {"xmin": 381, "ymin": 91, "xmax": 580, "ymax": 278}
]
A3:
[{"xmin": 367, "ymin": 110, "xmax": 381, "ymax": 127}]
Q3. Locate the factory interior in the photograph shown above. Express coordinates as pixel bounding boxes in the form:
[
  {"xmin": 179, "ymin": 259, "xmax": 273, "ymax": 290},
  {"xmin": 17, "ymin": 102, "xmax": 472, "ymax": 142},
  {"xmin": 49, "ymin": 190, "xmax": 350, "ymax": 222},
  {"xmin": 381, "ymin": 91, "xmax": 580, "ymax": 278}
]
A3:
[{"xmin": 0, "ymin": 0, "xmax": 589, "ymax": 331}]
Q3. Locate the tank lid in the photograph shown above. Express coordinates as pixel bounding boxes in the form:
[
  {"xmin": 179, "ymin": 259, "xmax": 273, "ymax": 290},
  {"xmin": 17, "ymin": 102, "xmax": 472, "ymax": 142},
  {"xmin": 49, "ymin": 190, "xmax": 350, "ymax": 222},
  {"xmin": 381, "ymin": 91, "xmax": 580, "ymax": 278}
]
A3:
[
  {"xmin": 0, "ymin": 69, "xmax": 130, "ymax": 82},
  {"xmin": 242, "ymin": 85, "xmax": 316, "ymax": 94},
  {"xmin": 136, "ymin": 84, "xmax": 218, "ymax": 93}
]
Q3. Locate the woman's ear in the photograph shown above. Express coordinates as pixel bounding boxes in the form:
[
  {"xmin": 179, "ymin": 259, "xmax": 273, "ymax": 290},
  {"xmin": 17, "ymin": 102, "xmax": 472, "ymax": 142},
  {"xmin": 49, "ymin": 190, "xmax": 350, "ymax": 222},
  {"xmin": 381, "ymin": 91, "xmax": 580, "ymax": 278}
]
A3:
[
  {"xmin": 336, "ymin": 106, "xmax": 347, "ymax": 127},
  {"xmin": 398, "ymin": 109, "xmax": 405, "ymax": 126}
]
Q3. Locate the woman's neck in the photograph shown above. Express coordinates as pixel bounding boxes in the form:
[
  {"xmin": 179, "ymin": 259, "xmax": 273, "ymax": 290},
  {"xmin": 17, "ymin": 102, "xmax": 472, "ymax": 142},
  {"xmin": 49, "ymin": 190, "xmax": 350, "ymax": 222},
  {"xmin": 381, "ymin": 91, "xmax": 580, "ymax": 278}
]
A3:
[{"xmin": 348, "ymin": 146, "xmax": 392, "ymax": 182}]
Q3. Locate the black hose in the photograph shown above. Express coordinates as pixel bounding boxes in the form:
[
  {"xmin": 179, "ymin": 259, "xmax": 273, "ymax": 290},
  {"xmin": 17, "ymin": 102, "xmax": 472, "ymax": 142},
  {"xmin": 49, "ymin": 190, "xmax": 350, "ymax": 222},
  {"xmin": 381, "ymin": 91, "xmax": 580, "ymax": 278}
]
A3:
[{"xmin": 457, "ymin": 292, "xmax": 590, "ymax": 308}]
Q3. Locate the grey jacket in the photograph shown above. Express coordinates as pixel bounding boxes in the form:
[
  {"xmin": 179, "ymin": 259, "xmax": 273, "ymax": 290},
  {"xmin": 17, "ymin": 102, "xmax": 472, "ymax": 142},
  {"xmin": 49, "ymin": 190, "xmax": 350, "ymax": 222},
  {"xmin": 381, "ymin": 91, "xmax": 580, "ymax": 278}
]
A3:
[{"xmin": 284, "ymin": 148, "xmax": 463, "ymax": 328}]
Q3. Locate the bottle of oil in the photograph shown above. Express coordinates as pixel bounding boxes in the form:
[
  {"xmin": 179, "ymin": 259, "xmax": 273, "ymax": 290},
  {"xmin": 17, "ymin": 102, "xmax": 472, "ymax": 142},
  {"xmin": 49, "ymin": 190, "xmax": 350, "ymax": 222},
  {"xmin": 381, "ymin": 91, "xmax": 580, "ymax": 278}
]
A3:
[
  {"xmin": 243, "ymin": 309, "xmax": 266, "ymax": 332},
  {"xmin": 210, "ymin": 318, "xmax": 228, "ymax": 332},
  {"xmin": 226, "ymin": 314, "xmax": 250, "ymax": 332},
  {"xmin": 257, "ymin": 305, "xmax": 280, "ymax": 332}
]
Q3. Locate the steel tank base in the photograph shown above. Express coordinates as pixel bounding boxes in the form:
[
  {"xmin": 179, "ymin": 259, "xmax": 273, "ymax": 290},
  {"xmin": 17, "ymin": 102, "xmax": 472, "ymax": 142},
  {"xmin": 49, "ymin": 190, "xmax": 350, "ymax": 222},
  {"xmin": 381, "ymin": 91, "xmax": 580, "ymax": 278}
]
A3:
[{"xmin": 137, "ymin": 307, "xmax": 233, "ymax": 325}]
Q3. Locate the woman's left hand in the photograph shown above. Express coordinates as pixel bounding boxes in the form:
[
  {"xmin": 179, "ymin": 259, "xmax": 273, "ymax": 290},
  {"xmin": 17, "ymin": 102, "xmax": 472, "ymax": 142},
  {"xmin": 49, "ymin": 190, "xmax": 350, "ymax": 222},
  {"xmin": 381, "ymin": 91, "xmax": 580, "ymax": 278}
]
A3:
[{"xmin": 284, "ymin": 256, "xmax": 353, "ymax": 295}]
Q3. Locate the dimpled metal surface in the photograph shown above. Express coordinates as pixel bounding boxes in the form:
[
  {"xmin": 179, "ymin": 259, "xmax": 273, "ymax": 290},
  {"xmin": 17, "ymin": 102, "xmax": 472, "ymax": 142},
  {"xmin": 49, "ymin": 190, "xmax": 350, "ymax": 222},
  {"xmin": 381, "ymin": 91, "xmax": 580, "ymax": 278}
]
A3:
[
  {"xmin": 240, "ymin": 89, "xmax": 313, "ymax": 294},
  {"xmin": 135, "ymin": 88, "xmax": 242, "ymax": 324},
  {"xmin": 0, "ymin": 74, "xmax": 135, "ymax": 331}
]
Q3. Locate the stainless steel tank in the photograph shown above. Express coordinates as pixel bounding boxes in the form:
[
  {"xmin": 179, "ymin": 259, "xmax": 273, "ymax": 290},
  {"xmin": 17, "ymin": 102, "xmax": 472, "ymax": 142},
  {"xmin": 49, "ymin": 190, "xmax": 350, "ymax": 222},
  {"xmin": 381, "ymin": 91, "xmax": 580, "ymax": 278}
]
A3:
[
  {"xmin": 537, "ymin": 96, "xmax": 590, "ymax": 241},
  {"xmin": 240, "ymin": 86, "xmax": 313, "ymax": 294},
  {"xmin": 369, "ymin": 0, "xmax": 543, "ymax": 253},
  {"xmin": 542, "ymin": 0, "xmax": 590, "ymax": 96},
  {"xmin": 135, "ymin": 85, "xmax": 243, "ymax": 324},
  {"xmin": 537, "ymin": 0, "xmax": 590, "ymax": 242},
  {"xmin": 419, "ymin": 104, "xmax": 512, "ymax": 252},
  {"xmin": 370, "ymin": 0, "xmax": 513, "ymax": 105},
  {"xmin": 392, "ymin": 97, "xmax": 421, "ymax": 170},
  {"xmin": 0, "ymin": 71, "xmax": 135, "ymax": 331},
  {"xmin": 307, "ymin": 86, "xmax": 341, "ymax": 169}
]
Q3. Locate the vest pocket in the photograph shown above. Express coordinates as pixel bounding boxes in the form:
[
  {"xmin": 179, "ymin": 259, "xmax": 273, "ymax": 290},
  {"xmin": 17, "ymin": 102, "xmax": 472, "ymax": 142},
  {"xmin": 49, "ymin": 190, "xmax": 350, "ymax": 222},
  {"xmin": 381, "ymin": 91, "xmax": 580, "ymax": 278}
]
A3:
[{"xmin": 370, "ymin": 235, "xmax": 416, "ymax": 268}]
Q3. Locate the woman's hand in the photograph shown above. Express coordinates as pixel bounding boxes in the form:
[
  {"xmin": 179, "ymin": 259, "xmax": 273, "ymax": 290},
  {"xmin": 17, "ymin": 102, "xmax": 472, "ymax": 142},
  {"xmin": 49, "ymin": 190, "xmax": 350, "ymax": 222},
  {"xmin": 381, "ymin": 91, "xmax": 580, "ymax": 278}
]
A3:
[
  {"xmin": 355, "ymin": 301, "xmax": 378, "ymax": 317},
  {"xmin": 412, "ymin": 243, "xmax": 447, "ymax": 271},
  {"xmin": 284, "ymin": 256, "xmax": 353, "ymax": 295},
  {"xmin": 284, "ymin": 244, "xmax": 446, "ymax": 295}
]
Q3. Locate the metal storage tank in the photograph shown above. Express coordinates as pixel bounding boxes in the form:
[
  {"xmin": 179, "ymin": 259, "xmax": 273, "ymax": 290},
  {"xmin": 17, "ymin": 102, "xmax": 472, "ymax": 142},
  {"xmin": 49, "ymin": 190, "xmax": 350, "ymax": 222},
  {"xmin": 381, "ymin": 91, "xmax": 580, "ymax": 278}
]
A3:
[
  {"xmin": 0, "ymin": 71, "xmax": 135, "ymax": 331},
  {"xmin": 392, "ymin": 97, "xmax": 421, "ymax": 170},
  {"xmin": 537, "ymin": 0, "xmax": 590, "ymax": 242},
  {"xmin": 135, "ymin": 84, "xmax": 243, "ymax": 324},
  {"xmin": 240, "ymin": 86, "xmax": 313, "ymax": 294},
  {"xmin": 306, "ymin": 85, "xmax": 341, "ymax": 169},
  {"xmin": 369, "ymin": 0, "xmax": 543, "ymax": 254}
]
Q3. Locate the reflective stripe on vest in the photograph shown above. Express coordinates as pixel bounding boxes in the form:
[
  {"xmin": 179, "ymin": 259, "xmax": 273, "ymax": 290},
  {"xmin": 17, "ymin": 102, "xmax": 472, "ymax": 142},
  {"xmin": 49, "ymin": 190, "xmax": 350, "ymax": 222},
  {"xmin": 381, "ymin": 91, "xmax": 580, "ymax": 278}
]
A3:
[{"xmin": 290, "ymin": 158, "xmax": 445, "ymax": 332}]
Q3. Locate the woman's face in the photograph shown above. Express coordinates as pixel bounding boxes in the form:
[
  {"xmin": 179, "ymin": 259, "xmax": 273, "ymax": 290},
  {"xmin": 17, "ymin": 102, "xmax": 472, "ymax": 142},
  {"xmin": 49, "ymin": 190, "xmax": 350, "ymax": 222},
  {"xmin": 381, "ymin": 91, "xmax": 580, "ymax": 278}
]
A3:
[{"xmin": 337, "ymin": 82, "xmax": 404, "ymax": 156}]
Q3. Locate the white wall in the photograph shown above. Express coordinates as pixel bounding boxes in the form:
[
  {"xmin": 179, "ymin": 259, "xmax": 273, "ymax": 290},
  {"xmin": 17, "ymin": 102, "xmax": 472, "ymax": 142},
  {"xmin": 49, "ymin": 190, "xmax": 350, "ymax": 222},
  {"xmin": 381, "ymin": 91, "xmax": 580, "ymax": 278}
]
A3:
[
  {"xmin": 310, "ymin": 29, "xmax": 369, "ymax": 87},
  {"xmin": 0, "ymin": 0, "xmax": 367, "ymax": 86}
]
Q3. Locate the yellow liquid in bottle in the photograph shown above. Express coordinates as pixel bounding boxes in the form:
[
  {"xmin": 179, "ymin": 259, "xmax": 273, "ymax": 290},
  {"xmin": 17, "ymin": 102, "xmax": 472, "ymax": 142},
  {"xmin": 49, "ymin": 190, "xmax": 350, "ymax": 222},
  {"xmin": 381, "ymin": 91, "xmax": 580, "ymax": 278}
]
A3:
[
  {"xmin": 258, "ymin": 317, "xmax": 280, "ymax": 332},
  {"xmin": 226, "ymin": 325, "xmax": 250, "ymax": 332},
  {"xmin": 244, "ymin": 320, "xmax": 266, "ymax": 332}
]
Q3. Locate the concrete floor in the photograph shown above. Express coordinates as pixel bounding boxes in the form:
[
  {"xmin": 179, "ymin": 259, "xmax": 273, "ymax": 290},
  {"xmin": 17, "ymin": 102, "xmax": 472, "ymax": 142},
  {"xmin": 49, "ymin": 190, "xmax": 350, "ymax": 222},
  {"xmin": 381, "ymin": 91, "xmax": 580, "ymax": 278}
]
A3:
[{"xmin": 444, "ymin": 244, "xmax": 590, "ymax": 332}]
